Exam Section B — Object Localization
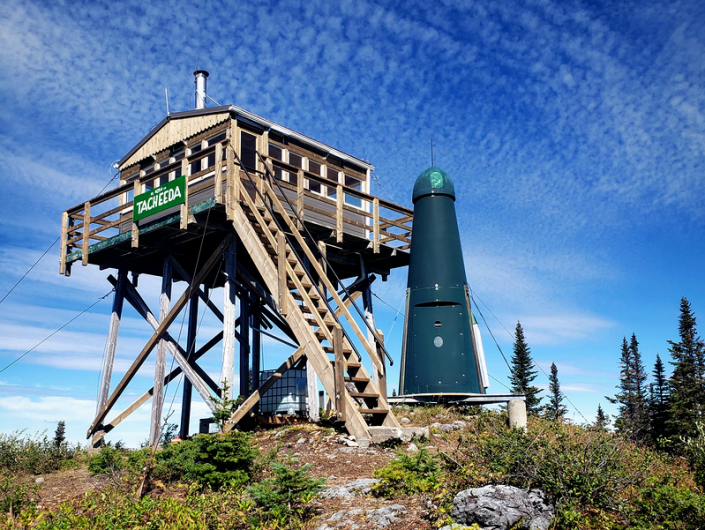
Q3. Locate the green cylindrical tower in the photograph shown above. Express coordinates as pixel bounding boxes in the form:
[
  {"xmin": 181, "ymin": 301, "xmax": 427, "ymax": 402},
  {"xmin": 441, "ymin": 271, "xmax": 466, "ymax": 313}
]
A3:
[{"xmin": 399, "ymin": 167, "xmax": 485, "ymax": 395}]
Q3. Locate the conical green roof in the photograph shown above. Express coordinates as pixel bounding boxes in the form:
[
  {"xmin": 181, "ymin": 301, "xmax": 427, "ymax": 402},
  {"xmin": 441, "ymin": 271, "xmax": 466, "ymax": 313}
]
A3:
[{"xmin": 412, "ymin": 167, "xmax": 455, "ymax": 203}]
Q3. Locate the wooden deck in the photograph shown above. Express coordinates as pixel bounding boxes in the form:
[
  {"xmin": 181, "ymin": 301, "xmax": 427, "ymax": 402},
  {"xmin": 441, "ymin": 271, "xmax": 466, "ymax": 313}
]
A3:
[{"xmin": 59, "ymin": 142, "xmax": 413, "ymax": 283}]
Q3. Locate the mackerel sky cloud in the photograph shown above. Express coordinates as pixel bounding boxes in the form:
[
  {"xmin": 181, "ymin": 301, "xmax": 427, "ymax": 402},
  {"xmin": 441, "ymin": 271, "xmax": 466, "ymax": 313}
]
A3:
[{"xmin": 1, "ymin": 0, "xmax": 705, "ymax": 445}]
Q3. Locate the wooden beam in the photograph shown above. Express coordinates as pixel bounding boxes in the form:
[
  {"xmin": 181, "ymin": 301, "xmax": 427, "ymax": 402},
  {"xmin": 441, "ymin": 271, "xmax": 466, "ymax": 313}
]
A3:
[
  {"xmin": 297, "ymin": 169, "xmax": 305, "ymax": 227},
  {"xmin": 373, "ymin": 197, "xmax": 380, "ymax": 254},
  {"xmin": 221, "ymin": 240, "xmax": 237, "ymax": 399},
  {"xmin": 150, "ymin": 257, "xmax": 172, "ymax": 447},
  {"xmin": 180, "ymin": 158, "xmax": 189, "ymax": 230},
  {"xmin": 336, "ymin": 185, "xmax": 344, "ymax": 243},
  {"xmin": 375, "ymin": 330, "xmax": 387, "ymax": 401},
  {"xmin": 96, "ymin": 269, "xmax": 127, "ymax": 419},
  {"xmin": 168, "ymin": 255, "xmax": 224, "ymax": 322},
  {"xmin": 59, "ymin": 211, "xmax": 69, "ymax": 275},
  {"xmin": 214, "ymin": 142, "xmax": 224, "ymax": 204},
  {"xmin": 333, "ymin": 326, "xmax": 346, "ymax": 422},
  {"xmin": 131, "ymin": 180, "xmax": 140, "ymax": 248},
  {"xmin": 87, "ymin": 235, "xmax": 230, "ymax": 438},
  {"xmin": 277, "ymin": 231, "xmax": 288, "ymax": 316},
  {"xmin": 92, "ymin": 330, "xmax": 223, "ymax": 446},
  {"xmin": 81, "ymin": 201, "xmax": 90, "ymax": 266},
  {"xmin": 223, "ymin": 347, "xmax": 304, "ymax": 432},
  {"xmin": 239, "ymin": 288, "xmax": 250, "ymax": 398}
]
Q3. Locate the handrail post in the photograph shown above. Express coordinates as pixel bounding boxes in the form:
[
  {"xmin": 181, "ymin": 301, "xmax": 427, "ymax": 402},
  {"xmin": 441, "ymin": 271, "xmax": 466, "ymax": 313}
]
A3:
[
  {"xmin": 131, "ymin": 180, "xmax": 140, "ymax": 248},
  {"xmin": 336, "ymin": 184, "xmax": 343, "ymax": 243},
  {"xmin": 180, "ymin": 158, "xmax": 189, "ymax": 230},
  {"xmin": 60, "ymin": 211, "xmax": 69, "ymax": 275},
  {"xmin": 81, "ymin": 202, "xmax": 91, "ymax": 266},
  {"xmin": 214, "ymin": 142, "xmax": 224, "ymax": 204},
  {"xmin": 333, "ymin": 326, "xmax": 346, "ymax": 422},
  {"xmin": 373, "ymin": 197, "xmax": 380, "ymax": 253}
]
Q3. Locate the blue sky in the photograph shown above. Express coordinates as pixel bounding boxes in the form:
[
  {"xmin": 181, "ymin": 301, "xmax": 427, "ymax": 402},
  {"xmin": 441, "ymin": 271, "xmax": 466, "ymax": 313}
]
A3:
[{"xmin": 1, "ymin": 0, "xmax": 705, "ymax": 446}]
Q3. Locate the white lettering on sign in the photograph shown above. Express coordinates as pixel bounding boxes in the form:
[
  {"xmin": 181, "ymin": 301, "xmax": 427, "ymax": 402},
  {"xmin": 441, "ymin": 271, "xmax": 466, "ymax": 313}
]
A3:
[{"xmin": 135, "ymin": 186, "xmax": 183, "ymax": 215}]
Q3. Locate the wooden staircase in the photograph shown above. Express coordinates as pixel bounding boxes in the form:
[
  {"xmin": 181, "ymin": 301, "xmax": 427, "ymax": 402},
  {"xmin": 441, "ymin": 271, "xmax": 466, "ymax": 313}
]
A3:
[{"xmin": 225, "ymin": 167, "xmax": 400, "ymax": 442}]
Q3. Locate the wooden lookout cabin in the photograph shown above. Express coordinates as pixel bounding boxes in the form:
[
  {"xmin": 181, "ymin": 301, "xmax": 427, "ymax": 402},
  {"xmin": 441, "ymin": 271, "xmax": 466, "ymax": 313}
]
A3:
[{"xmin": 59, "ymin": 72, "xmax": 416, "ymax": 447}]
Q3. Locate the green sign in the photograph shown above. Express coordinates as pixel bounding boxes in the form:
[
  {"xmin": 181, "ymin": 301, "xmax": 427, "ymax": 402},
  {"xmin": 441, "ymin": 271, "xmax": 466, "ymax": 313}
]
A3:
[{"xmin": 133, "ymin": 176, "xmax": 186, "ymax": 222}]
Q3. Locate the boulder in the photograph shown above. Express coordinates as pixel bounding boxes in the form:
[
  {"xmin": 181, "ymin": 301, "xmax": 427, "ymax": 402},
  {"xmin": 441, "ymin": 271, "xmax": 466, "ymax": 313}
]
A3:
[{"xmin": 451, "ymin": 485, "xmax": 553, "ymax": 530}]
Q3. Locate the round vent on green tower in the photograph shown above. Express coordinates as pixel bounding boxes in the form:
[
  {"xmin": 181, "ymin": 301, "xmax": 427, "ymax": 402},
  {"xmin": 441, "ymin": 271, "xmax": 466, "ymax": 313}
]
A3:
[{"xmin": 412, "ymin": 167, "xmax": 456, "ymax": 204}]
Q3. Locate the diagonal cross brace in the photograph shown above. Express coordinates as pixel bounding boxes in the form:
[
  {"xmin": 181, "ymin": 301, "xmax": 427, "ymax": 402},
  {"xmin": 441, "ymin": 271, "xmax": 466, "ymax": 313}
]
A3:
[
  {"xmin": 87, "ymin": 235, "xmax": 231, "ymax": 438},
  {"xmin": 111, "ymin": 275, "xmax": 222, "ymax": 402},
  {"xmin": 93, "ymin": 331, "xmax": 224, "ymax": 444}
]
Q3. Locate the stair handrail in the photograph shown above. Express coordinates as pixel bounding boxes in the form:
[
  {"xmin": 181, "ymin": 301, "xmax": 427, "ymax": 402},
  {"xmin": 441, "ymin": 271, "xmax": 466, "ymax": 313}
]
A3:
[
  {"xmin": 228, "ymin": 146, "xmax": 393, "ymax": 368},
  {"xmin": 253, "ymin": 151, "xmax": 394, "ymax": 366}
]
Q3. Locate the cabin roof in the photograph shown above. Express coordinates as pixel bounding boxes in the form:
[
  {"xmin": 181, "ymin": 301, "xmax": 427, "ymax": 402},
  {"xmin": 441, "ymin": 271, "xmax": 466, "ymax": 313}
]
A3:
[{"xmin": 118, "ymin": 105, "xmax": 375, "ymax": 172}]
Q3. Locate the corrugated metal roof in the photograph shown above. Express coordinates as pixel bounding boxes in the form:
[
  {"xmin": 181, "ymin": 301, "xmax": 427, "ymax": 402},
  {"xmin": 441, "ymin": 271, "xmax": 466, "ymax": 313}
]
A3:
[{"xmin": 118, "ymin": 105, "xmax": 374, "ymax": 171}]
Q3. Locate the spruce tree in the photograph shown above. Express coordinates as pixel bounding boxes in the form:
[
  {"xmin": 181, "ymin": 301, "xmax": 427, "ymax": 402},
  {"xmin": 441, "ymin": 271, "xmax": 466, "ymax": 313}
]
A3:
[
  {"xmin": 667, "ymin": 298, "xmax": 704, "ymax": 438},
  {"xmin": 629, "ymin": 334, "xmax": 649, "ymax": 438},
  {"xmin": 646, "ymin": 353, "xmax": 669, "ymax": 443},
  {"xmin": 608, "ymin": 338, "xmax": 634, "ymax": 433},
  {"xmin": 545, "ymin": 362, "xmax": 567, "ymax": 421},
  {"xmin": 595, "ymin": 404, "xmax": 608, "ymax": 430},
  {"xmin": 508, "ymin": 321, "xmax": 542, "ymax": 414}
]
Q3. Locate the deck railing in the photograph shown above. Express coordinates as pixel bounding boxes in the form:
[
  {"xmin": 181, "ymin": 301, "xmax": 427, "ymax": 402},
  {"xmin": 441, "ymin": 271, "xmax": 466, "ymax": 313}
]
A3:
[{"xmin": 59, "ymin": 140, "xmax": 413, "ymax": 275}]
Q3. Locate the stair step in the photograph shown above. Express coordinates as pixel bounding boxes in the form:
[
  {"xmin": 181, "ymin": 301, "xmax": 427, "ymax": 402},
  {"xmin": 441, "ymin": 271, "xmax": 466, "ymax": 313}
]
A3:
[
  {"xmin": 358, "ymin": 408, "xmax": 389, "ymax": 415},
  {"xmin": 345, "ymin": 377, "xmax": 370, "ymax": 383},
  {"xmin": 323, "ymin": 346, "xmax": 353, "ymax": 354},
  {"xmin": 349, "ymin": 392, "xmax": 379, "ymax": 399}
]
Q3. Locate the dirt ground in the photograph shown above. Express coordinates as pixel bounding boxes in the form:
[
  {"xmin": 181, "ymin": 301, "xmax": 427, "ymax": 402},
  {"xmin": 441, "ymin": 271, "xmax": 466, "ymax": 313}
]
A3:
[{"xmin": 26, "ymin": 407, "xmax": 467, "ymax": 529}]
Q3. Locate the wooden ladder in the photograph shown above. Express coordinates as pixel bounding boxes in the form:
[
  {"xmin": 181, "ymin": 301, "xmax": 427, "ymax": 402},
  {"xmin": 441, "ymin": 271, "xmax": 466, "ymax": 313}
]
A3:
[{"xmin": 227, "ymin": 175, "xmax": 399, "ymax": 442}]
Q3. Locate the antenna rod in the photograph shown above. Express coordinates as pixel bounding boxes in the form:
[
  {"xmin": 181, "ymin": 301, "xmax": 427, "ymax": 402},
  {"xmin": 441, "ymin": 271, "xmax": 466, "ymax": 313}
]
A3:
[{"xmin": 164, "ymin": 88, "xmax": 170, "ymax": 115}]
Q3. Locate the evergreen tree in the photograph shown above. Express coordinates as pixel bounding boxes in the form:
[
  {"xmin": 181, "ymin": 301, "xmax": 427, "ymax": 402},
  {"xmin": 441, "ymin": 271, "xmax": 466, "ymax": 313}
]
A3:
[
  {"xmin": 667, "ymin": 297, "xmax": 705, "ymax": 438},
  {"xmin": 608, "ymin": 338, "xmax": 634, "ymax": 432},
  {"xmin": 608, "ymin": 334, "xmax": 649, "ymax": 439},
  {"xmin": 508, "ymin": 321, "xmax": 542, "ymax": 414},
  {"xmin": 648, "ymin": 353, "xmax": 669, "ymax": 442},
  {"xmin": 53, "ymin": 420, "xmax": 66, "ymax": 449},
  {"xmin": 595, "ymin": 404, "xmax": 608, "ymax": 430},
  {"xmin": 545, "ymin": 362, "xmax": 567, "ymax": 421}
]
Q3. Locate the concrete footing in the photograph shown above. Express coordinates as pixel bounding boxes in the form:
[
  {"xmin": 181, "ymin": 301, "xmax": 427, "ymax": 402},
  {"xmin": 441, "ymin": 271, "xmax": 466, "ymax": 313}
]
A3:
[{"xmin": 508, "ymin": 399, "xmax": 527, "ymax": 430}]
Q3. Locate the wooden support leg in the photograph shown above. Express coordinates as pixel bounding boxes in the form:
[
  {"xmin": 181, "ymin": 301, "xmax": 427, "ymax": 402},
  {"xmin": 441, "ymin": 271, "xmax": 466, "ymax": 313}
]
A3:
[
  {"xmin": 150, "ymin": 257, "xmax": 172, "ymax": 447},
  {"xmin": 375, "ymin": 330, "xmax": 387, "ymax": 401},
  {"xmin": 306, "ymin": 357, "xmax": 319, "ymax": 422},
  {"xmin": 361, "ymin": 260, "xmax": 385, "ymax": 393},
  {"xmin": 96, "ymin": 269, "xmax": 127, "ymax": 415},
  {"xmin": 239, "ymin": 288, "xmax": 250, "ymax": 398},
  {"xmin": 180, "ymin": 291, "xmax": 199, "ymax": 439},
  {"xmin": 221, "ymin": 241, "xmax": 237, "ymax": 399},
  {"xmin": 251, "ymin": 296, "xmax": 261, "ymax": 414},
  {"xmin": 87, "ymin": 235, "xmax": 231, "ymax": 440}
]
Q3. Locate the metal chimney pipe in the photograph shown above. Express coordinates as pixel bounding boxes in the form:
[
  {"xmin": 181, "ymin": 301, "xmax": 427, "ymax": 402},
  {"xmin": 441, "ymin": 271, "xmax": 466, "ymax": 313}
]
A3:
[{"xmin": 194, "ymin": 70, "xmax": 209, "ymax": 109}]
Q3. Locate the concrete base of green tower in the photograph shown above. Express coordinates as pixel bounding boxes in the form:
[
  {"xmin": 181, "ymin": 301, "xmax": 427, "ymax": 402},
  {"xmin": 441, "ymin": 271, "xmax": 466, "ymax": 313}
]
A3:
[{"xmin": 388, "ymin": 392, "xmax": 525, "ymax": 405}]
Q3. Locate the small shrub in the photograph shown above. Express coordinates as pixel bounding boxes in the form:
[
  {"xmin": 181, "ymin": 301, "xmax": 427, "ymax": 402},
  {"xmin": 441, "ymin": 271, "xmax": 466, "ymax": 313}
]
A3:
[
  {"xmin": 0, "ymin": 474, "xmax": 39, "ymax": 515},
  {"xmin": 152, "ymin": 432, "xmax": 258, "ymax": 490},
  {"xmin": 247, "ymin": 456, "xmax": 325, "ymax": 527},
  {"xmin": 373, "ymin": 446, "xmax": 441, "ymax": 496},
  {"xmin": 0, "ymin": 427, "xmax": 79, "ymax": 476},
  {"xmin": 87, "ymin": 446, "xmax": 125, "ymax": 475}
]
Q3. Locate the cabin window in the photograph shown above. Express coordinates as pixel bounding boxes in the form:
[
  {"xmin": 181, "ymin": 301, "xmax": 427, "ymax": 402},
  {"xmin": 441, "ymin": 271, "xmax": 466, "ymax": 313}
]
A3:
[
  {"xmin": 206, "ymin": 132, "xmax": 226, "ymax": 146},
  {"xmin": 288, "ymin": 153, "xmax": 302, "ymax": 186},
  {"xmin": 241, "ymin": 131, "xmax": 257, "ymax": 171},
  {"xmin": 327, "ymin": 168, "xmax": 339, "ymax": 197},
  {"xmin": 345, "ymin": 174, "xmax": 363, "ymax": 207},
  {"xmin": 308, "ymin": 160, "xmax": 321, "ymax": 194},
  {"xmin": 268, "ymin": 143, "xmax": 283, "ymax": 161},
  {"xmin": 205, "ymin": 152, "xmax": 215, "ymax": 170},
  {"xmin": 189, "ymin": 158, "xmax": 201, "ymax": 176},
  {"xmin": 189, "ymin": 143, "xmax": 201, "ymax": 156}
]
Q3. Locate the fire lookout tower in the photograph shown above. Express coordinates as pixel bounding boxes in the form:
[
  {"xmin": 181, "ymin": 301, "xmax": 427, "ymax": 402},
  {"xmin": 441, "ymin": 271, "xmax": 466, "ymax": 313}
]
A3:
[{"xmin": 59, "ymin": 72, "xmax": 415, "ymax": 447}]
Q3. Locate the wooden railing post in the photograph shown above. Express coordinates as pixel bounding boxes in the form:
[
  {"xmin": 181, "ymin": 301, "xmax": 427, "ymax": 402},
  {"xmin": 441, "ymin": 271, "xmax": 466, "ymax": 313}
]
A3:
[
  {"xmin": 376, "ymin": 329, "xmax": 387, "ymax": 400},
  {"xmin": 81, "ymin": 202, "xmax": 91, "ymax": 266},
  {"xmin": 373, "ymin": 197, "xmax": 380, "ymax": 253},
  {"xmin": 59, "ymin": 211, "xmax": 69, "ymax": 275},
  {"xmin": 180, "ymin": 158, "xmax": 189, "ymax": 230},
  {"xmin": 131, "ymin": 180, "xmax": 140, "ymax": 248},
  {"xmin": 214, "ymin": 142, "xmax": 224, "ymax": 204},
  {"xmin": 297, "ymin": 169, "xmax": 305, "ymax": 228},
  {"xmin": 336, "ymin": 184, "xmax": 344, "ymax": 243},
  {"xmin": 277, "ymin": 231, "xmax": 288, "ymax": 315},
  {"xmin": 333, "ymin": 326, "xmax": 346, "ymax": 422}
]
